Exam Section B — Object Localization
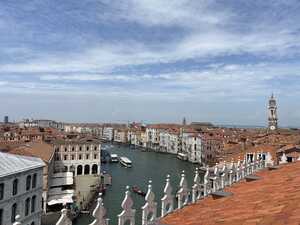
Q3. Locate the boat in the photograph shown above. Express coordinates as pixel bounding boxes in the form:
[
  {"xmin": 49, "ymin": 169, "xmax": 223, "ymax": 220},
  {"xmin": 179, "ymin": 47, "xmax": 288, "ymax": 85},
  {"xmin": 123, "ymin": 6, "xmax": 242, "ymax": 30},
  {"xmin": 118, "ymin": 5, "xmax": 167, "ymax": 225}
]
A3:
[
  {"xmin": 177, "ymin": 152, "xmax": 188, "ymax": 161},
  {"xmin": 119, "ymin": 156, "xmax": 132, "ymax": 168},
  {"xmin": 132, "ymin": 186, "xmax": 146, "ymax": 197},
  {"xmin": 110, "ymin": 154, "xmax": 119, "ymax": 163}
]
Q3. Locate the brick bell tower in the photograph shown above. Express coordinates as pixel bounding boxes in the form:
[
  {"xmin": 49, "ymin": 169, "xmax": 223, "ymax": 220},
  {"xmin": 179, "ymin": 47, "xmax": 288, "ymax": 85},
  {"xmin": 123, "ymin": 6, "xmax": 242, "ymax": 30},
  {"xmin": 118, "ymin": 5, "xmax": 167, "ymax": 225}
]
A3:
[{"xmin": 268, "ymin": 93, "xmax": 278, "ymax": 131}]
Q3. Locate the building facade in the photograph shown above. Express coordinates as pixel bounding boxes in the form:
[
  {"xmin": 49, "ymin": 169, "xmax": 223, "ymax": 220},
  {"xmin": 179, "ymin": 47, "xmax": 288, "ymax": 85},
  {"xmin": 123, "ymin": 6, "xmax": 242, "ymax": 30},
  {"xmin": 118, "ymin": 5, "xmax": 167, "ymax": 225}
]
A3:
[
  {"xmin": 0, "ymin": 152, "xmax": 44, "ymax": 225},
  {"xmin": 53, "ymin": 138, "xmax": 101, "ymax": 176}
]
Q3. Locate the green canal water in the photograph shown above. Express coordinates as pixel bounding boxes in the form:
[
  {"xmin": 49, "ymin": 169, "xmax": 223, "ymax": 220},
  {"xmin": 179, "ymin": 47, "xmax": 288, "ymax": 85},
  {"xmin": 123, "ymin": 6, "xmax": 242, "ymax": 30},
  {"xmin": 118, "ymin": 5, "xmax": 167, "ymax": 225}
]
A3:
[{"xmin": 74, "ymin": 144, "xmax": 199, "ymax": 225}]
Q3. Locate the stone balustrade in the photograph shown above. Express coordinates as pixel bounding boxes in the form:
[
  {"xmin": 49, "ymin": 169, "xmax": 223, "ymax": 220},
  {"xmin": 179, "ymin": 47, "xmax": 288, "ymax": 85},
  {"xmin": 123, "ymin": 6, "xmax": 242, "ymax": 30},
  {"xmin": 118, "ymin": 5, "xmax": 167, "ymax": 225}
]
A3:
[{"xmin": 52, "ymin": 152, "xmax": 267, "ymax": 225}]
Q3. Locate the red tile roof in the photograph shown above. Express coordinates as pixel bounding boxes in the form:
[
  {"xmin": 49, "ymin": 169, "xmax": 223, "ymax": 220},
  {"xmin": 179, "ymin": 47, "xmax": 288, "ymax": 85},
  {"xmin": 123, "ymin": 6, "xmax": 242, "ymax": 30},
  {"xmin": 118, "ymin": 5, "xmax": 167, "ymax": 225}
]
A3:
[{"xmin": 162, "ymin": 162, "xmax": 300, "ymax": 225}]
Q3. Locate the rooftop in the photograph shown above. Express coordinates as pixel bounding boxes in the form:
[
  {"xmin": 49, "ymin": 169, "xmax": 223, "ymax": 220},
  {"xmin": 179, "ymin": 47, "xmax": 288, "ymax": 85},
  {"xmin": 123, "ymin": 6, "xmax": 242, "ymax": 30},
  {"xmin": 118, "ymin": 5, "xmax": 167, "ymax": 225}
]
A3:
[
  {"xmin": 0, "ymin": 152, "xmax": 44, "ymax": 178},
  {"xmin": 9, "ymin": 142, "xmax": 55, "ymax": 163},
  {"xmin": 162, "ymin": 161, "xmax": 300, "ymax": 225}
]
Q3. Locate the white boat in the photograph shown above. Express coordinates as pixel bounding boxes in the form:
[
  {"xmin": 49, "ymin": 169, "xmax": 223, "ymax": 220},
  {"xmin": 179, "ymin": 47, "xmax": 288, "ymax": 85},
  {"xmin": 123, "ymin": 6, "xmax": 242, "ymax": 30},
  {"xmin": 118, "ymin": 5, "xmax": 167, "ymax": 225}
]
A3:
[
  {"xmin": 110, "ymin": 154, "xmax": 119, "ymax": 162},
  {"xmin": 119, "ymin": 156, "xmax": 132, "ymax": 168},
  {"xmin": 177, "ymin": 152, "xmax": 188, "ymax": 161}
]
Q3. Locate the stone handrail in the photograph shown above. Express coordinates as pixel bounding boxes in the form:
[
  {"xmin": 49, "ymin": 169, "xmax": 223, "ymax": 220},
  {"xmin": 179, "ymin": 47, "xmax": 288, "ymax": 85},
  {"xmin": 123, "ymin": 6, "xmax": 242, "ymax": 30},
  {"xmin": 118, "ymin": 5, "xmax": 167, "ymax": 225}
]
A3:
[{"xmin": 55, "ymin": 152, "xmax": 268, "ymax": 225}]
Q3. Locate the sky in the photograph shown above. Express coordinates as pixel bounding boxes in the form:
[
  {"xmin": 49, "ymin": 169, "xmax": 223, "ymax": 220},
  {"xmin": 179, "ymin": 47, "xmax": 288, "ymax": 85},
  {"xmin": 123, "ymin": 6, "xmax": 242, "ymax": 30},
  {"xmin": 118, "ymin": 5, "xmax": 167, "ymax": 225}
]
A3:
[{"xmin": 1, "ymin": 0, "xmax": 300, "ymax": 126}]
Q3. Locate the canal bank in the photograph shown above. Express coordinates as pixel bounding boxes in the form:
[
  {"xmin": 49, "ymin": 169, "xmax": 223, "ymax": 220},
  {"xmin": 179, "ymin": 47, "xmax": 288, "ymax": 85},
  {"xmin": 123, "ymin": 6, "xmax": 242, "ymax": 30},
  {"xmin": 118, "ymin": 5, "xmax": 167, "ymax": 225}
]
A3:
[{"xmin": 74, "ymin": 144, "xmax": 198, "ymax": 225}]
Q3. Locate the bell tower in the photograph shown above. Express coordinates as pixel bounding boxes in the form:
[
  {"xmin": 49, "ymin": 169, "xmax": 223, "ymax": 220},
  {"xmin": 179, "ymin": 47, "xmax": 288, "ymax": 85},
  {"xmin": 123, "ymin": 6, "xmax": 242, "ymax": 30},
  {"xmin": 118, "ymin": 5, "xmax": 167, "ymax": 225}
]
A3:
[{"xmin": 268, "ymin": 93, "xmax": 278, "ymax": 131}]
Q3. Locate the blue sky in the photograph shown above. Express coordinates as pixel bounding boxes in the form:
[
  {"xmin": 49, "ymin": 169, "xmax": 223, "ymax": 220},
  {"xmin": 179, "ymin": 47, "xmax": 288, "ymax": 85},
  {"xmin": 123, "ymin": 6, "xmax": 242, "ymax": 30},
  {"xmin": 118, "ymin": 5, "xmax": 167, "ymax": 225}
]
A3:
[{"xmin": 1, "ymin": 0, "xmax": 300, "ymax": 126}]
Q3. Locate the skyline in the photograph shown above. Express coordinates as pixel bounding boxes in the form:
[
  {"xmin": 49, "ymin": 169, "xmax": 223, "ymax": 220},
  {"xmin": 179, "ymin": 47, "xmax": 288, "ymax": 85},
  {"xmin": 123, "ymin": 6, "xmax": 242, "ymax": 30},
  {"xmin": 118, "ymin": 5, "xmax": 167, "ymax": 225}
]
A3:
[{"xmin": 1, "ymin": 1, "xmax": 300, "ymax": 126}]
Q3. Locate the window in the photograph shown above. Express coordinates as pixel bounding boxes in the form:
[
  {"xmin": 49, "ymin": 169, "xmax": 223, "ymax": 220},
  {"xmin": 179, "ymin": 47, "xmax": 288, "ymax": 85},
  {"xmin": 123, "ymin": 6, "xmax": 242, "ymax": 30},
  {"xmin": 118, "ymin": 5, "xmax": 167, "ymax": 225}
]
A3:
[
  {"xmin": 94, "ymin": 154, "xmax": 97, "ymax": 159},
  {"xmin": 25, "ymin": 198, "xmax": 30, "ymax": 216},
  {"xmin": 64, "ymin": 155, "xmax": 67, "ymax": 160},
  {"xmin": 55, "ymin": 147, "xmax": 59, "ymax": 152},
  {"xmin": 26, "ymin": 175, "xmax": 31, "ymax": 191},
  {"xmin": 32, "ymin": 174, "xmax": 37, "ymax": 189},
  {"xmin": 79, "ymin": 154, "xmax": 82, "ymax": 160},
  {"xmin": 31, "ymin": 196, "xmax": 36, "ymax": 213},
  {"xmin": 86, "ymin": 146, "xmax": 89, "ymax": 151},
  {"xmin": 31, "ymin": 222, "xmax": 35, "ymax": 225},
  {"xmin": 64, "ymin": 147, "xmax": 67, "ymax": 152},
  {"xmin": 86, "ymin": 154, "xmax": 89, "ymax": 159},
  {"xmin": 0, "ymin": 208, "xmax": 3, "ymax": 225},
  {"xmin": 11, "ymin": 203, "xmax": 17, "ymax": 223},
  {"xmin": 71, "ymin": 155, "xmax": 75, "ymax": 160},
  {"xmin": 94, "ymin": 146, "xmax": 97, "ymax": 151},
  {"xmin": 0, "ymin": 183, "xmax": 4, "ymax": 200},
  {"xmin": 79, "ymin": 146, "xmax": 82, "ymax": 151},
  {"xmin": 12, "ymin": 179, "xmax": 18, "ymax": 196},
  {"xmin": 72, "ymin": 147, "xmax": 75, "ymax": 151}
]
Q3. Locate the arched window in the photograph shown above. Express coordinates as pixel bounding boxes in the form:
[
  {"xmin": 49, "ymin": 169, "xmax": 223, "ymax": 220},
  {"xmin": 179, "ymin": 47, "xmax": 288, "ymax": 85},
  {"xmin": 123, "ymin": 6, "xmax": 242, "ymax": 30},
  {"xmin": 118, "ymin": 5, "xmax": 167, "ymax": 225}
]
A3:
[
  {"xmin": 26, "ymin": 175, "xmax": 31, "ymax": 191},
  {"xmin": 31, "ymin": 196, "xmax": 36, "ymax": 213},
  {"xmin": 31, "ymin": 222, "xmax": 35, "ymax": 225},
  {"xmin": 84, "ymin": 165, "xmax": 90, "ymax": 175},
  {"xmin": 92, "ymin": 164, "xmax": 98, "ymax": 174},
  {"xmin": 77, "ymin": 165, "xmax": 83, "ymax": 175},
  {"xmin": 25, "ymin": 198, "xmax": 30, "ymax": 216},
  {"xmin": 32, "ymin": 174, "xmax": 37, "ymax": 189},
  {"xmin": 11, "ymin": 203, "xmax": 17, "ymax": 223},
  {"xmin": 12, "ymin": 179, "xmax": 18, "ymax": 196}
]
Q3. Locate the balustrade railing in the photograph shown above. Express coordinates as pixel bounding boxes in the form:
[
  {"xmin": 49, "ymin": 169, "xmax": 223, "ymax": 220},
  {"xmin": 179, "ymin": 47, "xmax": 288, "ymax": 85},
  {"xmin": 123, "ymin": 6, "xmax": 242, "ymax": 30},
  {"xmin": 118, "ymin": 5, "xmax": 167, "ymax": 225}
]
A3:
[{"xmin": 55, "ymin": 152, "xmax": 268, "ymax": 225}]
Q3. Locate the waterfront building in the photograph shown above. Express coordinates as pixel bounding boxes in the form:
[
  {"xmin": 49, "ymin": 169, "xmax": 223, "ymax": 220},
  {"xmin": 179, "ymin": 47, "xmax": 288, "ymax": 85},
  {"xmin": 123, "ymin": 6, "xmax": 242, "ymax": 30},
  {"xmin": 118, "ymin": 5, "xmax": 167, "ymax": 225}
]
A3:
[
  {"xmin": 159, "ymin": 129, "xmax": 180, "ymax": 154},
  {"xmin": 201, "ymin": 134, "xmax": 224, "ymax": 165},
  {"xmin": 181, "ymin": 131, "xmax": 203, "ymax": 163},
  {"xmin": 145, "ymin": 125, "xmax": 161, "ymax": 150},
  {"xmin": 102, "ymin": 127, "xmax": 114, "ymax": 141},
  {"xmin": 268, "ymin": 94, "xmax": 278, "ymax": 131},
  {"xmin": 0, "ymin": 152, "xmax": 44, "ymax": 225},
  {"xmin": 114, "ymin": 128, "xmax": 128, "ymax": 143},
  {"xmin": 52, "ymin": 137, "xmax": 101, "ymax": 176}
]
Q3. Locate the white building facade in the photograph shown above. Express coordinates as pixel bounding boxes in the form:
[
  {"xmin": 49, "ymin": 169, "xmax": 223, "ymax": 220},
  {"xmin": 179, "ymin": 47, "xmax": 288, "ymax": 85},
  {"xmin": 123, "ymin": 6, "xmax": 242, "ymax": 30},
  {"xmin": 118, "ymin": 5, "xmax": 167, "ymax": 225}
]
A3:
[
  {"xmin": 53, "ymin": 138, "xmax": 101, "ymax": 176},
  {"xmin": 0, "ymin": 152, "xmax": 44, "ymax": 225}
]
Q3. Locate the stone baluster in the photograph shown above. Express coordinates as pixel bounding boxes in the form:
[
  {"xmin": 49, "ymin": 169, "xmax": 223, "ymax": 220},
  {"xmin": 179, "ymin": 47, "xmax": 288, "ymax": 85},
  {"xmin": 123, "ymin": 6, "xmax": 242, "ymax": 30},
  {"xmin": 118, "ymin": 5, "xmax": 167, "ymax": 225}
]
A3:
[
  {"xmin": 56, "ymin": 209, "xmax": 72, "ymax": 225},
  {"xmin": 118, "ymin": 186, "xmax": 136, "ymax": 225},
  {"xmin": 230, "ymin": 161, "xmax": 236, "ymax": 183},
  {"xmin": 177, "ymin": 170, "xmax": 189, "ymax": 209},
  {"xmin": 251, "ymin": 152, "xmax": 256, "ymax": 172},
  {"xmin": 227, "ymin": 160, "xmax": 233, "ymax": 186},
  {"xmin": 241, "ymin": 159, "xmax": 246, "ymax": 179},
  {"xmin": 257, "ymin": 153, "xmax": 262, "ymax": 170},
  {"xmin": 161, "ymin": 175, "xmax": 174, "ymax": 217},
  {"xmin": 13, "ymin": 215, "xmax": 21, "ymax": 225},
  {"xmin": 142, "ymin": 180, "xmax": 158, "ymax": 225},
  {"xmin": 248, "ymin": 158, "xmax": 252, "ymax": 174},
  {"xmin": 203, "ymin": 167, "xmax": 210, "ymax": 196},
  {"xmin": 236, "ymin": 159, "xmax": 241, "ymax": 182},
  {"xmin": 192, "ymin": 168, "xmax": 202, "ymax": 203},
  {"xmin": 212, "ymin": 164, "xmax": 219, "ymax": 192},
  {"xmin": 259, "ymin": 152, "xmax": 264, "ymax": 169},
  {"xmin": 220, "ymin": 162, "xmax": 227, "ymax": 189},
  {"xmin": 89, "ymin": 193, "xmax": 109, "ymax": 225}
]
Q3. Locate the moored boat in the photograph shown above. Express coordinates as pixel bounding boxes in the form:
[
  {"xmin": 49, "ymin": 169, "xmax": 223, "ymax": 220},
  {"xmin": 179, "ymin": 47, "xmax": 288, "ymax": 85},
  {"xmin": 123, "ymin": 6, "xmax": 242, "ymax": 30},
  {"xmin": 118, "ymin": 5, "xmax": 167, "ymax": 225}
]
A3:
[
  {"xmin": 177, "ymin": 152, "xmax": 188, "ymax": 161},
  {"xmin": 132, "ymin": 186, "xmax": 146, "ymax": 197},
  {"xmin": 110, "ymin": 154, "xmax": 119, "ymax": 162},
  {"xmin": 119, "ymin": 156, "xmax": 132, "ymax": 168}
]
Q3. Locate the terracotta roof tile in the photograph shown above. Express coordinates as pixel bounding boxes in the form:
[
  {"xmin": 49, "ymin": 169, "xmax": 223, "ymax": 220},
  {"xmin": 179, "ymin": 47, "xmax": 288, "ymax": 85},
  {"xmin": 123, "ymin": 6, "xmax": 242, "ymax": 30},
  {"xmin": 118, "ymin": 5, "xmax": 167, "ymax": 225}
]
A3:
[{"xmin": 162, "ymin": 162, "xmax": 300, "ymax": 225}]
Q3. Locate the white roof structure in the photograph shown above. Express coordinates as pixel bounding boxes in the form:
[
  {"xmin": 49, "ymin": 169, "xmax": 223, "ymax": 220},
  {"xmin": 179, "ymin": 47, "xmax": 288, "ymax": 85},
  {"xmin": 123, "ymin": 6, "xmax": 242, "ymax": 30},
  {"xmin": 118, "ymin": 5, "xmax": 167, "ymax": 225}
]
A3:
[
  {"xmin": 50, "ymin": 172, "xmax": 74, "ymax": 187},
  {"xmin": 0, "ymin": 152, "xmax": 45, "ymax": 178},
  {"xmin": 47, "ymin": 188, "xmax": 75, "ymax": 205}
]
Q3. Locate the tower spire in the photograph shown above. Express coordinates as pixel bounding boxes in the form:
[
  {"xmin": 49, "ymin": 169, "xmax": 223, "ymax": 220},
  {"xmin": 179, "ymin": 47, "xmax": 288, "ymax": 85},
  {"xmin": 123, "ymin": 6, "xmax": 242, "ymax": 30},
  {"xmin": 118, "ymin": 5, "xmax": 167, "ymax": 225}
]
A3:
[{"xmin": 268, "ymin": 94, "xmax": 278, "ymax": 131}]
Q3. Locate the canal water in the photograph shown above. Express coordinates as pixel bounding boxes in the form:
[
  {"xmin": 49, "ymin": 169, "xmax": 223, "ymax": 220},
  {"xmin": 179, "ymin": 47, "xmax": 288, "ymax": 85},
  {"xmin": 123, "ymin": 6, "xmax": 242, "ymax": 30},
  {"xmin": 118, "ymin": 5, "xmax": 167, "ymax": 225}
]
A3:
[{"xmin": 74, "ymin": 144, "xmax": 198, "ymax": 225}]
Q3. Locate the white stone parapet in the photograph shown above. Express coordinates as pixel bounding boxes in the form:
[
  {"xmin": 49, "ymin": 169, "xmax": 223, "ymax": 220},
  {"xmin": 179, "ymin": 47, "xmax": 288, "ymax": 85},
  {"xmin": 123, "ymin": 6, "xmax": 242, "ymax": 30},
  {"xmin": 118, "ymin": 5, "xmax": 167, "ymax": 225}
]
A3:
[{"xmin": 54, "ymin": 153, "xmax": 267, "ymax": 225}]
